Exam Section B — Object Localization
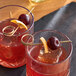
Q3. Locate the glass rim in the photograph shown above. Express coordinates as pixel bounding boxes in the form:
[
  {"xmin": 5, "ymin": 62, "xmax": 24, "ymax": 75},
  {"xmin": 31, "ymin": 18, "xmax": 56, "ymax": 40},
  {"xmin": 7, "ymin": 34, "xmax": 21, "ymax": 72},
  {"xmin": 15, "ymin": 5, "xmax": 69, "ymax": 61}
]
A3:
[
  {"xmin": 27, "ymin": 30, "xmax": 73, "ymax": 66},
  {"xmin": 0, "ymin": 5, "xmax": 34, "ymax": 36}
]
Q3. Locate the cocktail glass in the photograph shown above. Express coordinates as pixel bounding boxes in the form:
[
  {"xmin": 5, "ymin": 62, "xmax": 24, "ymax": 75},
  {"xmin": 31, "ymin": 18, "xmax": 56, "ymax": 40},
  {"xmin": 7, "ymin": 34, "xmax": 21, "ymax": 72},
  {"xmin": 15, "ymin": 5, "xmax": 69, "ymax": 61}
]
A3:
[
  {"xmin": 0, "ymin": 5, "xmax": 34, "ymax": 68},
  {"xmin": 22, "ymin": 30, "xmax": 73, "ymax": 76}
]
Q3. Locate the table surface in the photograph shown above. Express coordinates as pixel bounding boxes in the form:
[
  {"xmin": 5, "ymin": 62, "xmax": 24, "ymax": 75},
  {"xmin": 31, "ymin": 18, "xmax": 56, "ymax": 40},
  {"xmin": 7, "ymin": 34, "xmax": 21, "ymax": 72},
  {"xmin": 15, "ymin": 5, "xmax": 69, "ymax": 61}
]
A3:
[
  {"xmin": 0, "ymin": 2, "xmax": 76, "ymax": 76},
  {"xmin": 0, "ymin": 0, "xmax": 76, "ymax": 21}
]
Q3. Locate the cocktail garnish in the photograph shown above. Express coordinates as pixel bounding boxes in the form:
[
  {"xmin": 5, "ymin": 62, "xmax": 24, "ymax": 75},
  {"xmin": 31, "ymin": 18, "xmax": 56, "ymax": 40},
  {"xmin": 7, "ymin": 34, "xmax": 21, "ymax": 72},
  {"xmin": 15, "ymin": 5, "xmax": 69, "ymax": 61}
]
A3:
[
  {"xmin": 47, "ymin": 36, "xmax": 60, "ymax": 50},
  {"xmin": 11, "ymin": 20, "xmax": 28, "ymax": 29},
  {"xmin": 2, "ymin": 20, "xmax": 28, "ymax": 36},
  {"xmin": 2, "ymin": 11, "xmax": 28, "ymax": 36},
  {"xmin": 47, "ymin": 36, "xmax": 72, "ymax": 50},
  {"xmin": 40, "ymin": 37, "xmax": 49, "ymax": 53},
  {"xmin": 2, "ymin": 26, "xmax": 15, "ymax": 36},
  {"xmin": 21, "ymin": 34, "xmax": 34, "ymax": 45},
  {"xmin": 18, "ymin": 14, "xmax": 30, "ymax": 25}
]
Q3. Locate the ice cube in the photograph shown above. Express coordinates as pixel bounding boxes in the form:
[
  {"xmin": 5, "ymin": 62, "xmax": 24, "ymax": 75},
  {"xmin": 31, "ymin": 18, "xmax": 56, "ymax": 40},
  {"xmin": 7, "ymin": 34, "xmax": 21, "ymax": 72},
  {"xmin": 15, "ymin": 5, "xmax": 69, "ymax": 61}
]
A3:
[
  {"xmin": 37, "ymin": 48, "xmax": 62, "ymax": 64},
  {"xmin": 0, "ymin": 44, "xmax": 13, "ymax": 59}
]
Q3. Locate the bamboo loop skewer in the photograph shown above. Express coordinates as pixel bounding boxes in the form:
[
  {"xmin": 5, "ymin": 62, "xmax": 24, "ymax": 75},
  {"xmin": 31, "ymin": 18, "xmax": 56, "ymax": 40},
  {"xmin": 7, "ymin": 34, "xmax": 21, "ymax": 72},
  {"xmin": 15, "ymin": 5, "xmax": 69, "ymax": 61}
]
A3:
[
  {"xmin": 21, "ymin": 34, "xmax": 72, "ymax": 54},
  {"xmin": 2, "ymin": 11, "xmax": 28, "ymax": 36}
]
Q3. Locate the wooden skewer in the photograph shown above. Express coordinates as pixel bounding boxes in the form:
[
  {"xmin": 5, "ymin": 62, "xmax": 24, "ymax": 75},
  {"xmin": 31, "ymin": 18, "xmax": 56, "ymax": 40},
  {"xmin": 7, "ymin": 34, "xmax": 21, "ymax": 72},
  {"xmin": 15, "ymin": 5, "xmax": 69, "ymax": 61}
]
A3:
[
  {"xmin": 9, "ymin": 11, "xmax": 13, "ymax": 18},
  {"xmin": 2, "ymin": 11, "xmax": 19, "ymax": 36},
  {"xmin": 60, "ymin": 40, "xmax": 72, "ymax": 43},
  {"xmin": 28, "ymin": 7, "xmax": 35, "ymax": 15},
  {"xmin": 10, "ymin": 26, "xmax": 19, "ymax": 36}
]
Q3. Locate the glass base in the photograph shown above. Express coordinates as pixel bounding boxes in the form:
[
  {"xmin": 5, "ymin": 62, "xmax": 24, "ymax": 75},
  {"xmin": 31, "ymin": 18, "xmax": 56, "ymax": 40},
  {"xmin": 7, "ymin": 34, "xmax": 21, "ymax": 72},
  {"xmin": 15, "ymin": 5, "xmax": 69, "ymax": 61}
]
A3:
[{"xmin": 0, "ymin": 58, "xmax": 26, "ymax": 68}]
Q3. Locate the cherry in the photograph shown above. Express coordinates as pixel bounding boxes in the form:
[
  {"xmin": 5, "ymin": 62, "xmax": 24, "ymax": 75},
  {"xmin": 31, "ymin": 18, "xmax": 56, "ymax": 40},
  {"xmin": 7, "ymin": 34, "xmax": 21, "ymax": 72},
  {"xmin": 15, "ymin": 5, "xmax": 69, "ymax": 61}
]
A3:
[
  {"xmin": 18, "ymin": 14, "xmax": 30, "ymax": 25},
  {"xmin": 47, "ymin": 36, "xmax": 60, "ymax": 50}
]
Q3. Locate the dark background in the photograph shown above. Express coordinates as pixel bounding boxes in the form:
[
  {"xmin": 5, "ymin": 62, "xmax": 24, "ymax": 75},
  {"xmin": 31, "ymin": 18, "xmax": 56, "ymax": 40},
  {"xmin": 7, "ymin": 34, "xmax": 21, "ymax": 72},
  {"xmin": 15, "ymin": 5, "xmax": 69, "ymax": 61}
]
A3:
[{"xmin": 0, "ymin": 2, "xmax": 76, "ymax": 76}]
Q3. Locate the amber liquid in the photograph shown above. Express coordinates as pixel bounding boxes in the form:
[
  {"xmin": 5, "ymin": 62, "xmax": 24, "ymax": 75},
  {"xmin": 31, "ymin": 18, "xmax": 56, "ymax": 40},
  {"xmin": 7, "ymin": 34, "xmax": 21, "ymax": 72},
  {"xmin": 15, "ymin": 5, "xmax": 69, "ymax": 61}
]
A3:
[{"xmin": 26, "ymin": 46, "xmax": 70, "ymax": 76}]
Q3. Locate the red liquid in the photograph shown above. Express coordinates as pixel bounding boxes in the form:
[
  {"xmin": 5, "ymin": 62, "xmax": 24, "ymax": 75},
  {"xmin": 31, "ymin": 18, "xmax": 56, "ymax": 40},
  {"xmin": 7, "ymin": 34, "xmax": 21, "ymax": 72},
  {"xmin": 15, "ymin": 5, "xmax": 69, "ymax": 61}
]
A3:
[
  {"xmin": 26, "ymin": 46, "xmax": 70, "ymax": 76},
  {"xmin": 0, "ymin": 19, "xmax": 33, "ymax": 68}
]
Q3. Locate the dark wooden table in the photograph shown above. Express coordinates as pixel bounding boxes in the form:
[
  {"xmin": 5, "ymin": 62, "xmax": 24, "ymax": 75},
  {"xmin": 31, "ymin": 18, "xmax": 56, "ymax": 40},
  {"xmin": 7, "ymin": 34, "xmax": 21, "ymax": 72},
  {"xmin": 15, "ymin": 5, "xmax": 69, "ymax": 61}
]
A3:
[{"xmin": 0, "ymin": 2, "xmax": 76, "ymax": 76}]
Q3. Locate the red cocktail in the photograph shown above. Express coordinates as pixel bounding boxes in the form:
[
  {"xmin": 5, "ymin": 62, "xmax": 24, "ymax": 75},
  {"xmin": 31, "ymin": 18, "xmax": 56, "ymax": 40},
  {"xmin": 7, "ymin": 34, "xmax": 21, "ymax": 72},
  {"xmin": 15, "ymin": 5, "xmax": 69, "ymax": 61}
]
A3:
[
  {"xmin": 23, "ymin": 30, "xmax": 73, "ymax": 76},
  {"xmin": 0, "ymin": 5, "xmax": 34, "ymax": 68}
]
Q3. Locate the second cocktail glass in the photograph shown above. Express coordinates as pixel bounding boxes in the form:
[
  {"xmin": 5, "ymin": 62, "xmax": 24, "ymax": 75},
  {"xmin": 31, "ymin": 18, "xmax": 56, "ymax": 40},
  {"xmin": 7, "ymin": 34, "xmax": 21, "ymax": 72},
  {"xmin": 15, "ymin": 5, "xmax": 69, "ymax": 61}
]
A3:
[
  {"xmin": 22, "ymin": 30, "xmax": 73, "ymax": 76},
  {"xmin": 0, "ymin": 5, "xmax": 34, "ymax": 68}
]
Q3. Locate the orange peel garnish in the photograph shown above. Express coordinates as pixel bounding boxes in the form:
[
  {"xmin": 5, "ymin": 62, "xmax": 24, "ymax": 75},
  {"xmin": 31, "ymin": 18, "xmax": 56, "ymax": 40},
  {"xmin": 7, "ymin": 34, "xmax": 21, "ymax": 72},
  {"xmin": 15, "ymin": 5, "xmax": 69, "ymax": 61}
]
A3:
[
  {"xmin": 11, "ymin": 20, "xmax": 28, "ymax": 30},
  {"xmin": 40, "ymin": 37, "xmax": 48, "ymax": 53}
]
